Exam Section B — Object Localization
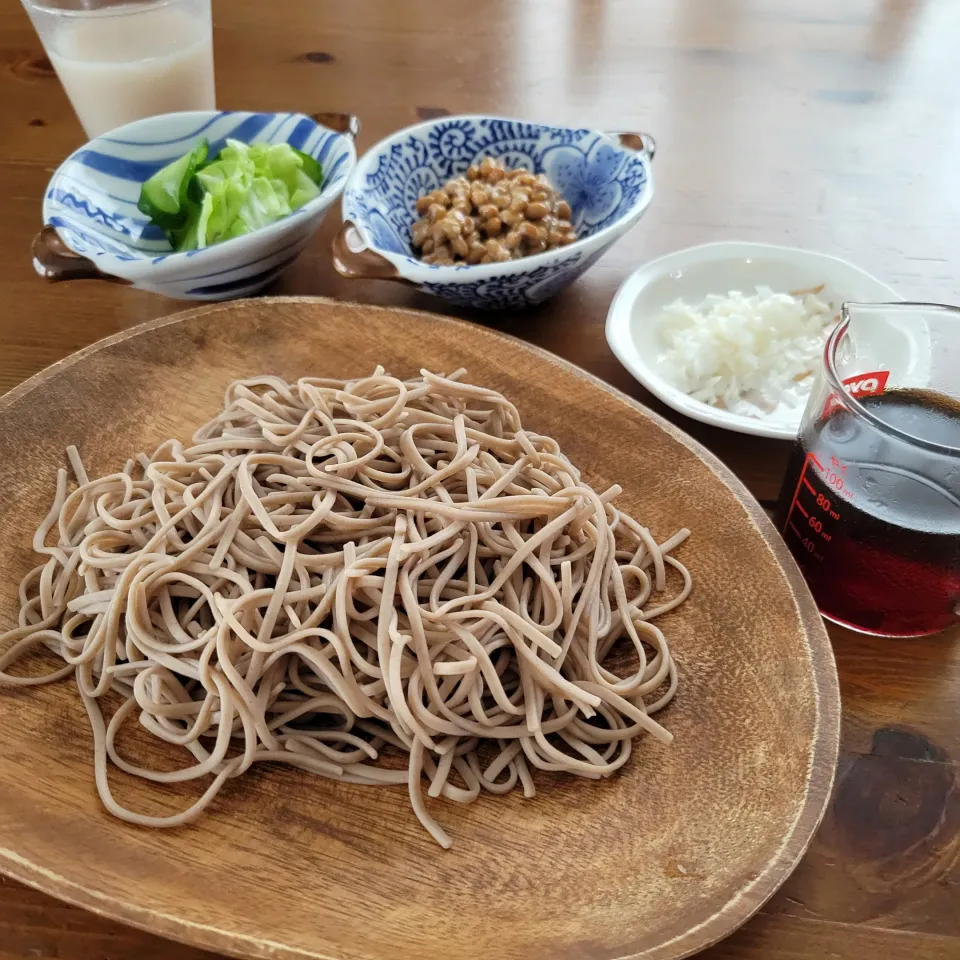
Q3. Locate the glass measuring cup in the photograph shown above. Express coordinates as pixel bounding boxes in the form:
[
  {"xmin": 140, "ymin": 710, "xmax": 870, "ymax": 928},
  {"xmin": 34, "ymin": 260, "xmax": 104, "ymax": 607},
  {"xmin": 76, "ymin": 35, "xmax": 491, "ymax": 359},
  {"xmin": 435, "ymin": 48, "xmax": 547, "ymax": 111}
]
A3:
[{"xmin": 776, "ymin": 302, "xmax": 960, "ymax": 637}]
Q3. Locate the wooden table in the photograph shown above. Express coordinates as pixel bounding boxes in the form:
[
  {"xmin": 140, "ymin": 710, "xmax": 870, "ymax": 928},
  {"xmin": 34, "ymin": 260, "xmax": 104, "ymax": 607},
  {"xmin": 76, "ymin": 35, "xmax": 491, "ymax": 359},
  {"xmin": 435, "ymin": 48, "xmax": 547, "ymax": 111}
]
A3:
[{"xmin": 1, "ymin": 0, "xmax": 958, "ymax": 957}]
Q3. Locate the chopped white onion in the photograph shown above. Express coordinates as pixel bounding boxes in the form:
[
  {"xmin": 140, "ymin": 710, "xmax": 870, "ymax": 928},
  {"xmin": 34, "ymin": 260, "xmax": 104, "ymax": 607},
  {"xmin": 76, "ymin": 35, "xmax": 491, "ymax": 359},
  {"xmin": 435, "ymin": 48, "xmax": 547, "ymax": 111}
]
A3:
[{"xmin": 656, "ymin": 286, "xmax": 836, "ymax": 420}]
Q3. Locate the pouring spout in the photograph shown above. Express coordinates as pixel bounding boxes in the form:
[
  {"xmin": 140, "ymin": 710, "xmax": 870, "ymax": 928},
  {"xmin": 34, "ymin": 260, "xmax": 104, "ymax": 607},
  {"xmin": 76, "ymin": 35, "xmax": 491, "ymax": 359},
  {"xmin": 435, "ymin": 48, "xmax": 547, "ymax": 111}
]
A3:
[
  {"xmin": 842, "ymin": 300, "xmax": 960, "ymax": 326},
  {"xmin": 835, "ymin": 301, "xmax": 960, "ymax": 410}
]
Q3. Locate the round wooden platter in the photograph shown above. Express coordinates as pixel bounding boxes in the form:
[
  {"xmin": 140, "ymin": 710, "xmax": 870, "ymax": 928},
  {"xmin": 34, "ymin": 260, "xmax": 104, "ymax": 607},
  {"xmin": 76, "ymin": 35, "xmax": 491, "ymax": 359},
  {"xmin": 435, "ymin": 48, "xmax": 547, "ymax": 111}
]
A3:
[{"xmin": 0, "ymin": 298, "xmax": 839, "ymax": 960}]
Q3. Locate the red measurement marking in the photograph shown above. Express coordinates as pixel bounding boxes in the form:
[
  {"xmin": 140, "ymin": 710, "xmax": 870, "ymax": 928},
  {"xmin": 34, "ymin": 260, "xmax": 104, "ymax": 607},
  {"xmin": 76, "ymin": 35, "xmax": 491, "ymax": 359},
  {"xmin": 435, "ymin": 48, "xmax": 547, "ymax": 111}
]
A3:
[
  {"xmin": 784, "ymin": 453, "xmax": 818, "ymax": 539},
  {"xmin": 784, "ymin": 452, "xmax": 838, "ymax": 554}
]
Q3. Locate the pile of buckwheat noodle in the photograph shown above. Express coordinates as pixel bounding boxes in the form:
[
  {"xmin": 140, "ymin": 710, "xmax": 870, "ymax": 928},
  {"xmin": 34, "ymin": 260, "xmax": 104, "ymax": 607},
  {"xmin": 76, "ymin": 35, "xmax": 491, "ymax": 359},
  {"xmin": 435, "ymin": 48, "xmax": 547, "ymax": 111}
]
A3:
[{"xmin": 0, "ymin": 369, "xmax": 691, "ymax": 848}]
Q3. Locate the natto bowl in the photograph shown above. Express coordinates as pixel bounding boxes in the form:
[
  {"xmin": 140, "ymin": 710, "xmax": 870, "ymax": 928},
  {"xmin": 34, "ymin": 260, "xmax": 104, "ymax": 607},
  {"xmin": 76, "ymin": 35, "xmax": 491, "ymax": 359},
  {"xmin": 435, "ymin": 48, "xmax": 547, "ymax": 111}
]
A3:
[{"xmin": 334, "ymin": 114, "xmax": 655, "ymax": 310}]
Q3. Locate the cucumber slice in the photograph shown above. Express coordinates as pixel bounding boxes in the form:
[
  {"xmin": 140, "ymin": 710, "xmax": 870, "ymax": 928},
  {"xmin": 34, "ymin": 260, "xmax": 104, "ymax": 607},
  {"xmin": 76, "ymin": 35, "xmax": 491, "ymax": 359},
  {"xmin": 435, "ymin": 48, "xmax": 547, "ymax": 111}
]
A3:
[
  {"xmin": 137, "ymin": 139, "xmax": 209, "ymax": 225},
  {"xmin": 292, "ymin": 148, "xmax": 323, "ymax": 186}
]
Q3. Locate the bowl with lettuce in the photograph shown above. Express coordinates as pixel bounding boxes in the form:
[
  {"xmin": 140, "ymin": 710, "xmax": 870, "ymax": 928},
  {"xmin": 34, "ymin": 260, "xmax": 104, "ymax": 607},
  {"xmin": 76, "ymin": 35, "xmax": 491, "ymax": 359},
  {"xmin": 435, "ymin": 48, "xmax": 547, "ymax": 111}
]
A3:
[{"xmin": 34, "ymin": 110, "xmax": 358, "ymax": 300}]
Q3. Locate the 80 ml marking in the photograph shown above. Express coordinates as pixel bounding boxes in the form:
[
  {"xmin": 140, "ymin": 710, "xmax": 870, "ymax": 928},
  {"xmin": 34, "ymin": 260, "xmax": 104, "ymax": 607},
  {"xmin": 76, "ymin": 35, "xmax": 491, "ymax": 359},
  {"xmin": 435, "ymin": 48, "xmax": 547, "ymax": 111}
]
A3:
[{"xmin": 815, "ymin": 493, "xmax": 841, "ymax": 521}]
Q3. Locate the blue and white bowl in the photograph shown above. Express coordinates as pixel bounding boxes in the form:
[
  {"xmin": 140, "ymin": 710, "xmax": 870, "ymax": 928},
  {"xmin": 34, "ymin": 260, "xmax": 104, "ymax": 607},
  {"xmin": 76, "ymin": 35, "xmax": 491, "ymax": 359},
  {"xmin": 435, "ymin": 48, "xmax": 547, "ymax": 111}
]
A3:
[
  {"xmin": 36, "ymin": 110, "xmax": 358, "ymax": 300},
  {"xmin": 335, "ymin": 115, "xmax": 654, "ymax": 310}
]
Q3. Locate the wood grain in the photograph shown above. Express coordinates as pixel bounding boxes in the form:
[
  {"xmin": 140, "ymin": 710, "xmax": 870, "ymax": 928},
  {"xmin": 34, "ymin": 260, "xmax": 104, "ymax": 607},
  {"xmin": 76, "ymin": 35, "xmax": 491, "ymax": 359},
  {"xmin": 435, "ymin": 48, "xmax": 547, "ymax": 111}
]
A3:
[
  {"xmin": 769, "ymin": 749, "xmax": 960, "ymax": 935},
  {"xmin": 1, "ymin": 0, "xmax": 959, "ymax": 957},
  {"xmin": 705, "ymin": 912, "xmax": 960, "ymax": 960},
  {"xmin": 3, "ymin": 879, "xmax": 958, "ymax": 960},
  {"xmin": 0, "ymin": 298, "xmax": 839, "ymax": 960}
]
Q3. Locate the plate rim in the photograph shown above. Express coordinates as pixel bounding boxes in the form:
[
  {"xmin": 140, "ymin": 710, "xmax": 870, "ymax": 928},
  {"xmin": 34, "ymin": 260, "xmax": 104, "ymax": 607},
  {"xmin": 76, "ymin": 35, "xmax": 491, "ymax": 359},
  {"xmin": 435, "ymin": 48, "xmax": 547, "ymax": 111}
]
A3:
[
  {"xmin": 0, "ymin": 296, "xmax": 841, "ymax": 960},
  {"xmin": 605, "ymin": 240, "xmax": 902, "ymax": 440}
]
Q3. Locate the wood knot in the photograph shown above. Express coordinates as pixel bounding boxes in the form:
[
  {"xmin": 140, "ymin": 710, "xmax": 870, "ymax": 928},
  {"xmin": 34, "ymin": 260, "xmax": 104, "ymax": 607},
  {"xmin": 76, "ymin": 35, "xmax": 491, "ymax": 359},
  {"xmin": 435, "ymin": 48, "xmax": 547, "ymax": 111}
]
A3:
[
  {"xmin": 870, "ymin": 726, "xmax": 949, "ymax": 763},
  {"xmin": 300, "ymin": 51, "xmax": 335, "ymax": 64},
  {"xmin": 824, "ymin": 729, "xmax": 958, "ymax": 878},
  {"xmin": 10, "ymin": 52, "xmax": 55, "ymax": 82}
]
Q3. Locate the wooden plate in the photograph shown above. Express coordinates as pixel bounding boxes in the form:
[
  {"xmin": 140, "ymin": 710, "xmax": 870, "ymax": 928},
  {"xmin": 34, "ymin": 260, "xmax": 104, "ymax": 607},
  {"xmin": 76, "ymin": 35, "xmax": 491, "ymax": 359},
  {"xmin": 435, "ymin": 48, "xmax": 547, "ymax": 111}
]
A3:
[{"xmin": 0, "ymin": 298, "xmax": 839, "ymax": 960}]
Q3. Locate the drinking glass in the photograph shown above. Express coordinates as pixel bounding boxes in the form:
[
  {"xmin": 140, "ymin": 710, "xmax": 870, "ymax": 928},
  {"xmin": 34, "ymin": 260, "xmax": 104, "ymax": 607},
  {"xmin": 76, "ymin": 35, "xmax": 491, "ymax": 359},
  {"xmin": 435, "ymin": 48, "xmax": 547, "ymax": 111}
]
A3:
[{"xmin": 20, "ymin": 0, "xmax": 215, "ymax": 138}]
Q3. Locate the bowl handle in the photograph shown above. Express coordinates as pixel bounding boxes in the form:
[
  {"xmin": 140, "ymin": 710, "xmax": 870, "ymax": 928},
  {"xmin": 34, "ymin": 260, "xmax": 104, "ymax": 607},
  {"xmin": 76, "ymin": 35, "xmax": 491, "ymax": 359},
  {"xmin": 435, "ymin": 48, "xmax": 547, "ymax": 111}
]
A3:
[
  {"xmin": 606, "ymin": 131, "xmax": 656, "ymax": 160},
  {"xmin": 332, "ymin": 221, "xmax": 413, "ymax": 284},
  {"xmin": 31, "ymin": 226, "xmax": 130, "ymax": 284},
  {"xmin": 311, "ymin": 112, "xmax": 361, "ymax": 140}
]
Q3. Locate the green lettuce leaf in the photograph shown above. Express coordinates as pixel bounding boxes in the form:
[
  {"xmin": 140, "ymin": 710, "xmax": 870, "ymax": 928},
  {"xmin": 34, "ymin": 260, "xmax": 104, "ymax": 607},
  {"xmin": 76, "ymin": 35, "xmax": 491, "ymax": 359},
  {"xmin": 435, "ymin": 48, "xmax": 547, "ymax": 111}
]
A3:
[
  {"xmin": 219, "ymin": 139, "xmax": 322, "ymax": 211},
  {"xmin": 139, "ymin": 138, "xmax": 323, "ymax": 251}
]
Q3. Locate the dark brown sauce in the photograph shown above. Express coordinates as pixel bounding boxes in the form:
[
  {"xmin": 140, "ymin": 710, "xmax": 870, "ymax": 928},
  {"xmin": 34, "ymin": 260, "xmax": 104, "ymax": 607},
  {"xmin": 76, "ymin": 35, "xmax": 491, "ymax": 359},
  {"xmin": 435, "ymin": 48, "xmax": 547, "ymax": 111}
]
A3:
[{"xmin": 778, "ymin": 389, "xmax": 960, "ymax": 636}]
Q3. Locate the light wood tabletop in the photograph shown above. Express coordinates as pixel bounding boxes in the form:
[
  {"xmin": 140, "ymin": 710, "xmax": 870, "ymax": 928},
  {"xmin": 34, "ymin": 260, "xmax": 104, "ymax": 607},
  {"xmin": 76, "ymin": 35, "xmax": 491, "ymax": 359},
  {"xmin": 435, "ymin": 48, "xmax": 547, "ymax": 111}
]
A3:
[{"xmin": 1, "ymin": 0, "xmax": 958, "ymax": 958}]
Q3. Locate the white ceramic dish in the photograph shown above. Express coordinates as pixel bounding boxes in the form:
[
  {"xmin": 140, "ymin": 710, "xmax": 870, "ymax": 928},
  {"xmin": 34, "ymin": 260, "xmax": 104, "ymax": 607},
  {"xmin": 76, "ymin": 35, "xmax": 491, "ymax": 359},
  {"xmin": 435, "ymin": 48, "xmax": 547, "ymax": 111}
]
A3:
[{"xmin": 605, "ymin": 241, "xmax": 902, "ymax": 439}]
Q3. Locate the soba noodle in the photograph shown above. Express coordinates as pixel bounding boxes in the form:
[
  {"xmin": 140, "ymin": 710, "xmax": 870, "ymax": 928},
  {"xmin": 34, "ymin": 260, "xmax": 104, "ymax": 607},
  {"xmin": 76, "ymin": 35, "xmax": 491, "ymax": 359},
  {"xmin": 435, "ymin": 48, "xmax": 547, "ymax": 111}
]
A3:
[{"xmin": 0, "ymin": 369, "xmax": 690, "ymax": 847}]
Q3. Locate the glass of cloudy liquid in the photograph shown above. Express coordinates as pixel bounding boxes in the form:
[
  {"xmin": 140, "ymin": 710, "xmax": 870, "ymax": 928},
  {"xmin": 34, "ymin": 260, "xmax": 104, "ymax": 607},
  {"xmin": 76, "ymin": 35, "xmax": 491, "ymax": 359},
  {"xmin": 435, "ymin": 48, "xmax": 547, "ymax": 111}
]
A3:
[{"xmin": 21, "ymin": 0, "xmax": 215, "ymax": 139}]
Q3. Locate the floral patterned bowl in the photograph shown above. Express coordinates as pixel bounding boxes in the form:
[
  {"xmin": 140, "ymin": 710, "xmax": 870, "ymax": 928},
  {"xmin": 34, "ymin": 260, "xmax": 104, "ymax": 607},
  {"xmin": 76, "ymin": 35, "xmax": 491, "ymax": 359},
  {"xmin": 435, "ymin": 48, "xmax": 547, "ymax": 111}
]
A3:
[{"xmin": 335, "ymin": 115, "xmax": 654, "ymax": 310}]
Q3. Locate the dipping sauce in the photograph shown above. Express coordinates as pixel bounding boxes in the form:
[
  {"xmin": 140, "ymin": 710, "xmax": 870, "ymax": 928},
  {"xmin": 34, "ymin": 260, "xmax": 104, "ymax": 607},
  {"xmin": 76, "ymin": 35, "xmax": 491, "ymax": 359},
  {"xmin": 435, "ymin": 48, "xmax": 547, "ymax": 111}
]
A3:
[{"xmin": 777, "ymin": 388, "xmax": 960, "ymax": 637}]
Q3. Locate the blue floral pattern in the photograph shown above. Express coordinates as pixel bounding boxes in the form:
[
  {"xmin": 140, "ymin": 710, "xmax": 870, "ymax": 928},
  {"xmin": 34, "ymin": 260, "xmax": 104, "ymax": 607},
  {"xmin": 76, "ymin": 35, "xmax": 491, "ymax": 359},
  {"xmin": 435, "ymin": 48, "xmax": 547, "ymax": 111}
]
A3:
[
  {"xmin": 544, "ymin": 142, "xmax": 623, "ymax": 229},
  {"xmin": 428, "ymin": 120, "xmax": 478, "ymax": 162},
  {"xmin": 343, "ymin": 116, "xmax": 652, "ymax": 309},
  {"xmin": 422, "ymin": 252, "xmax": 589, "ymax": 310},
  {"xmin": 365, "ymin": 209, "xmax": 407, "ymax": 257}
]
